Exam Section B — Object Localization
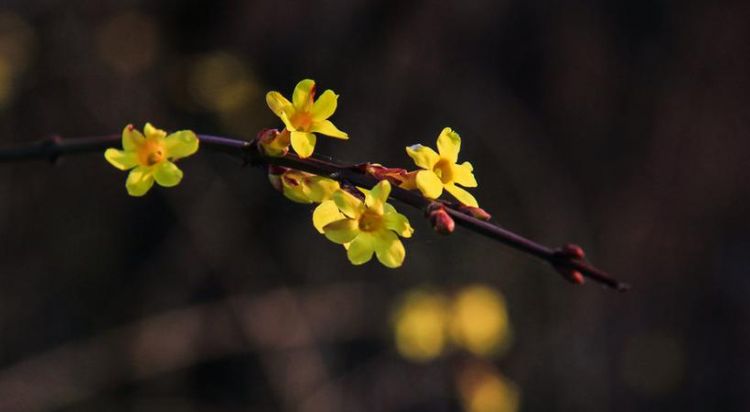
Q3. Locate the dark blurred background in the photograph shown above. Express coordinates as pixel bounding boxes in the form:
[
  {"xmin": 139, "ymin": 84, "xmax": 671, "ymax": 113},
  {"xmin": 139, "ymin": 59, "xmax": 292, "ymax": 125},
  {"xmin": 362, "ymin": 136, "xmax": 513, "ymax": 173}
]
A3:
[{"xmin": 0, "ymin": 0, "xmax": 748, "ymax": 411}]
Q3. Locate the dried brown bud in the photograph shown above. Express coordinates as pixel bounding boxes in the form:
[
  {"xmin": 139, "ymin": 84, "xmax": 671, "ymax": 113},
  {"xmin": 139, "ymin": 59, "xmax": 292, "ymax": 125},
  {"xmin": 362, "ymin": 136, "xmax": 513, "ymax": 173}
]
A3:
[
  {"xmin": 458, "ymin": 205, "xmax": 492, "ymax": 221},
  {"xmin": 364, "ymin": 163, "xmax": 410, "ymax": 186}
]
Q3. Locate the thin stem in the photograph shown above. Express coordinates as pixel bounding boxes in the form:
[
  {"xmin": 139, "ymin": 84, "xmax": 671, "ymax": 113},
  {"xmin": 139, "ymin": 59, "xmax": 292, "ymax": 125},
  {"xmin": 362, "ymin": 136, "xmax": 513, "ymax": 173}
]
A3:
[{"xmin": 0, "ymin": 133, "xmax": 630, "ymax": 291}]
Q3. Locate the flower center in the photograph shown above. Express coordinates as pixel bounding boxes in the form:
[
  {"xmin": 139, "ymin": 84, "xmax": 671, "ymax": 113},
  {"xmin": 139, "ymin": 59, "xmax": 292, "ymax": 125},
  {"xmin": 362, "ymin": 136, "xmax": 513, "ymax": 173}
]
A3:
[
  {"xmin": 433, "ymin": 158, "xmax": 454, "ymax": 184},
  {"xmin": 290, "ymin": 111, "xmax": 314, "ymax": 131},
  {"xmin": 358, "ymin": 210, "xmax": 383, "ymax": 232},
  {"xmin": 138, "ymin": 140, "xmax": 166, "ymax": 166}
]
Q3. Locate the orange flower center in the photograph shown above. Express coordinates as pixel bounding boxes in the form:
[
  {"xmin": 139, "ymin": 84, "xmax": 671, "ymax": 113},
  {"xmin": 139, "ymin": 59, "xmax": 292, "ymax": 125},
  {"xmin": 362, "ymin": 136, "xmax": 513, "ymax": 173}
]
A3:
[
  {"xmin": 433, "ymin": 159, "xmax": 454, "ymax": 184},
  {"xmin": 359, "ymin": 210, "xmax": 383, "ymax": 232},
  {"xmin": 138, "ymin": 140, "xmax": 166, "ymax": 166},
  {"xmin": 290, "ymin": 111, "xmax": 313, "ymax": 131}
]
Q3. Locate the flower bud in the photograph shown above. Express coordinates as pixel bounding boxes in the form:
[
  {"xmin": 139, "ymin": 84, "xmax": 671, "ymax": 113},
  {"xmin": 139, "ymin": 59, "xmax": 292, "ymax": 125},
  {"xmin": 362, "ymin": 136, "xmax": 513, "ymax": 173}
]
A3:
[
  {"xmin": 459, "ymin": 205, "xmax": 492, "ymax": 221},
  {"xmin": 428, "ymin": 205, "xmax": 455, "ymax": 235}
]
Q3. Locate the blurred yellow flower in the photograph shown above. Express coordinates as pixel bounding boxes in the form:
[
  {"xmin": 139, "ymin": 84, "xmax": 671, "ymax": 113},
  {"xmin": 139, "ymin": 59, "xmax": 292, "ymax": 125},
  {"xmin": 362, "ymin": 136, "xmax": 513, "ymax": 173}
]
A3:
[
  {"xmin": 393, "ymin": 290, "xmax": 450, "ymax": 362},
  {"xmin": 322, "ymin": 180, "xmax": 413, "ymax": 268},
  {"xmin": 266, "ymin": 79, "xmax": 348, "ymax": 158},
  {"xmin": 458, "ymin": 363, "xmax": 520, "ymax": 412},
  {"xmin": 449, "ymin": 285, "xmax": 511, "ymax": 357},
  {"xmin": 104, "ymin": 123, "xmax": 198, "ymax": 196},
  {"xmin": 405, "ymin": 127, "xmax": 479, "ymax": 207}
]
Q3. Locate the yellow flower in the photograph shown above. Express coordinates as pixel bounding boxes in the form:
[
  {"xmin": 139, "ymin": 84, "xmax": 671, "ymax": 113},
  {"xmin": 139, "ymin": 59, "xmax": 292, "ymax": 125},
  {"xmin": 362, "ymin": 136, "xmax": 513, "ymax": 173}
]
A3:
[
  {"xmin": 322, "ymin": 180, "xmax": 414, "ymax": 268},
  {"xmin": 405, "ymin": 127, "xmax": 479, "ymax": 207},
  {"xmin": 449, "ymin": 285, "xmax": 511, "ymax": 357},
  {"xmin": 276, "ymin": 169, "xmax": 345, "ymax": 233},
  {"xmin": 104, "ymin": 123, "xmax": 199, "ymax": 196},
  {"xmin": 265, "ymin": 79, "xmax": 348, "ymax": 158},
  {"xmin": 392, "ymin": 290, "xmax": 450, "ymax": 362}
]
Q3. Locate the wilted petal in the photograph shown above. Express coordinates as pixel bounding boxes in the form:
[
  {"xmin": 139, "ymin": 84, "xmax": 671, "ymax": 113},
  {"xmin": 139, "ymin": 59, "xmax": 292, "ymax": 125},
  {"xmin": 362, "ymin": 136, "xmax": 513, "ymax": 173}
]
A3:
[
  {"xmin": 415, "ymin": 170, "xmax": 444, "ymax": 199},
  {"xmin": 153, "ymin": 161, "xmax": 183, "ymax": 187},
  {"xmin": 436, "ymin": 127, "xmax": 461, "ymax": 163},
  {"xmin": 104, "ymin": 148, "xmax": 137, "ymax": 170},
  {"xmin": 406, "ymin": 144, "xmax": 439, "ymax": 170}
]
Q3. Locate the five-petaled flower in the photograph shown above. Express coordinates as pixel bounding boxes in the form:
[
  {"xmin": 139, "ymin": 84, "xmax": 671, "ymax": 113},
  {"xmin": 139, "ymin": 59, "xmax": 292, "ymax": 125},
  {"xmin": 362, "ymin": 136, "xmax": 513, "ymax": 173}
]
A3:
[
  {"xmin": 405, "ymin": 127, "xmax": 479, "ymax": 207},
  {"xmin": 266, "ymin": 79, "xmax": 348, "ymax": 158},
  {"xmin": 322, "ymin": 180, "xmax": 414, "ymax": 268},
  {"xmin": 104, "ymin": 123, "xmax": 199, "ymax": 196}
]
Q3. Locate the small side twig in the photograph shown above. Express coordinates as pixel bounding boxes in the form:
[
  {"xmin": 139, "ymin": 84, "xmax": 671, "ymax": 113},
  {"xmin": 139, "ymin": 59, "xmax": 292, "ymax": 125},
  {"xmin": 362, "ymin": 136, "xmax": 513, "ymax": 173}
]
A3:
[{"xmin": 0, "ymin": 133, "xmax": 630, "ymax": 291}]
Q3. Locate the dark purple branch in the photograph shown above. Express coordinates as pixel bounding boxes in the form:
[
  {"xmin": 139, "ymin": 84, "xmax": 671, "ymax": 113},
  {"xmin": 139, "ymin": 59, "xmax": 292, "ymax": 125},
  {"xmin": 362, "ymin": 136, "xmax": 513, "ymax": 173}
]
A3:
[{"xmin": 0, "ymin": 133, "xmax": 630, "ymax": 292}]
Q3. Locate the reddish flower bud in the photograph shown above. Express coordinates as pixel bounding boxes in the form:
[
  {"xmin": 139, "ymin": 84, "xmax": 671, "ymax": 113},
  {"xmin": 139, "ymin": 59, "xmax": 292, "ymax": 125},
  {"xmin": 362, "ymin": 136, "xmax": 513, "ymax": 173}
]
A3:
[{"xmin": 427, "ymin": 204, "xmax": 455, "ymax": 235}]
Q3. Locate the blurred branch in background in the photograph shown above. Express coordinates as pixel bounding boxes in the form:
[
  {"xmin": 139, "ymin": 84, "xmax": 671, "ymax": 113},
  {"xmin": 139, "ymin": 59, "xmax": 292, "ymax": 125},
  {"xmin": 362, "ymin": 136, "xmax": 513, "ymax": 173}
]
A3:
[{"xmin": 0, "ymin": 283, "xmax": 373, "ymax": 412}]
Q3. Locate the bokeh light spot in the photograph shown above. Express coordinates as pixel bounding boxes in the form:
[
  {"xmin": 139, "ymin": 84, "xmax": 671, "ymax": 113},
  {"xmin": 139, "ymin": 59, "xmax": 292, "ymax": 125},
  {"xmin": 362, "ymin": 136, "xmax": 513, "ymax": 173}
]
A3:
[
  {"xmin": 0, "ymin": 11, "xmax": 35, "ymax": 106},
  {"xmin": 392, "ymin": 290, "xmax": 449, "ymax": 362},
  {"xmin": 449, "ymin": 285, "xmax": 511, "ymax": 357},
  {"xmin": 96, "ymin": 11, "xmax": 160, "ymax": 77},
  {"xmin": 458, "ymin": 362, "xmax": 520, "ymax": 412},
  {"xmin": 187, "ymin": 52, "xmax": 259, "ymax": 113}
]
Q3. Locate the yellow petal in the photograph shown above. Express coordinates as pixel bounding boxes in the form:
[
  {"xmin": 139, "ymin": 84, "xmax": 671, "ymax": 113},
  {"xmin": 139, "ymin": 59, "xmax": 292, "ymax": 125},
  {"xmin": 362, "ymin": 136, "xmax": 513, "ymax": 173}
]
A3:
[
  {"xmin": 290, "ymin": 131, "xmax": 316, "ymax": 158},
  {"xmin": 365, "ymin": 180, "xmax": 390, "ymax": 214},
  {"xmin": 415, "ymin": 170, "xmax": 444, "ymax": 199},
  {"xmin": 266, "ymin": 91, "xmax": 293, "ymax": 118},
  {"xmin": 292, "ymin": 79, "xmax": 315, "ymax": 110},
  {"xmin": 126, "ymin": 166, "xmax": 154, "ymax": 197},
  {"xmin": 333, "ymin": 189, "xmax": 363, "ymax": 219},
  {"xmin": 436, "ymin": 127, "xmax": 461, "ymax": 163},
  {"xmin": 453, "ymin": 161, "xmax": 477, "ymax": 188},
  {"xmin": 384, "ymin": 204, "xmax": 414, "ymax": 238},
  {"xmin": 347, "ymin": 233, "xmax": 376, "ymax": 265},
  {"xmin": 164, "ymin": 130, "xmax": 199, "ymax": 160},
  {"xmin": 122, "ymin": 124, "xmax": 144, "ymax": 151},
  {"xmin": 279, "ymin": 112, "xmax": 297, "ymax": 132},
  {"xmin": 104, "ymin": 148, "xmax": 137, "ymax": 170},
  {"xmin": 307, "ymin": 176, "xmax": 340, "ymax": 202},
  {"xmin": 323, "ymin": 219, "xmax": 359, "ymax": 244},
  {"xmin": 153, "ymin": 161, "xmax": 184, "ymax": 187},
  {"xmin": 313, "ymin": 200, "xmax": 344, "ymax": 233},
  {"xmin": 310, "ymin": 89, "xmax": 338, "ymax": 121},
  {"xmin": 445, "ymin": 183, "xmax": 478, "ymax": 207},
  {"xmin": 311, "ymin": 119, "xmax": 348, "ymax": 139},
  {"xmin": 144, "ymin": 122, "xmax": 167, "ymax": 140},
  {"xmin": 374, "ymin": 230, "xmax": 406, "ymax": 268},
  {"xmin": 406, "ymin": 144, "xmax": 439, "ymax": 170}
]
